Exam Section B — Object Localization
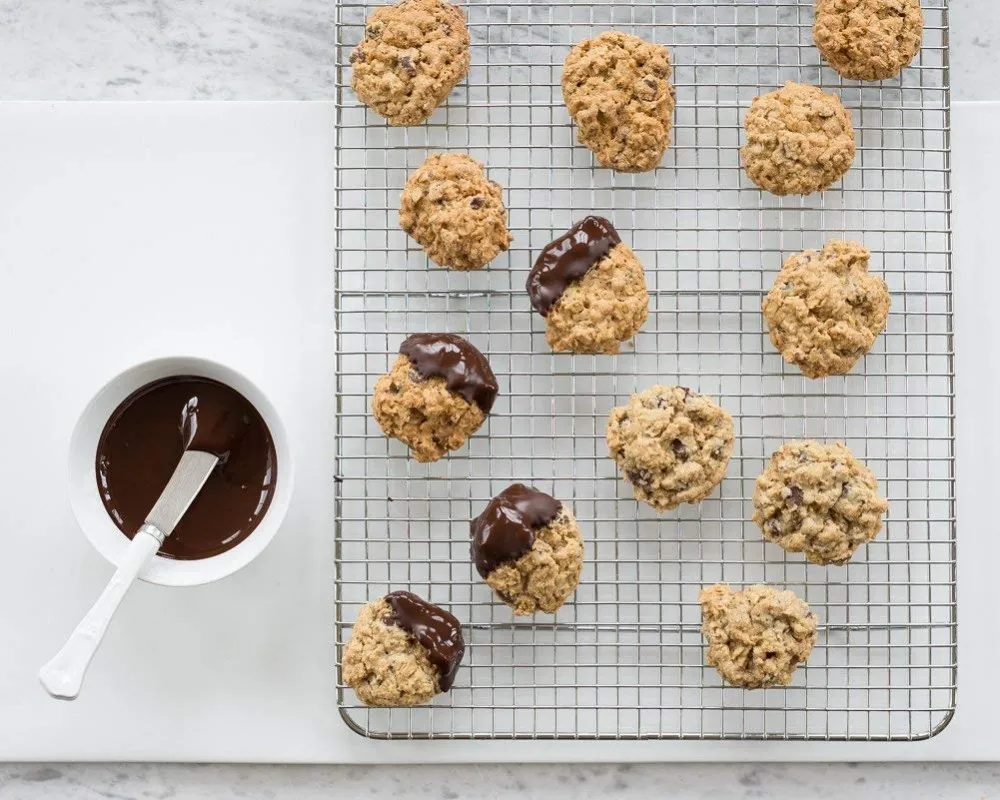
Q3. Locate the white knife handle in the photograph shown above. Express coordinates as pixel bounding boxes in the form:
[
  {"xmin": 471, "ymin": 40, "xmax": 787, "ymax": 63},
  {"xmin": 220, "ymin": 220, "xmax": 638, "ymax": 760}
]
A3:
[{"xmin": 38, "ymin": 527, "xmax": 163, "ymax": 700}]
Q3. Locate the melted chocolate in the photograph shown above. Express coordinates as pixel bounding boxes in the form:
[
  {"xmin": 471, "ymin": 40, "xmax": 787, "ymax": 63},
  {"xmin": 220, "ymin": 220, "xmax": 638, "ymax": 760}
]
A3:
[
  {"xmin": 96, "ymin": 376, "xmax": 277, "ymax": 560},
  {"xmin": 526, "ymin": 216, "xmax": 622, "ymax": 316},
  {"xmin": 383, "ymin": 591, "xmax": 465, "ymax": 692},
  {"xmin": 399, "ymin": 333, "xmax": 498, "ymax": 413},
  {"xmin": 470, "ymin": 484, "xmax": 562, "ymax": 577}
]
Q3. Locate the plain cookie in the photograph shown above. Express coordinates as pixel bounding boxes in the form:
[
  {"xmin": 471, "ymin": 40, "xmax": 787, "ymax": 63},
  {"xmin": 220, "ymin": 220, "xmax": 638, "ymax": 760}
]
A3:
[
  {"xmin": 372, "ymin": 333, "xmax": 498, "ymax": 462},
  {"xmin": 700, "ymin": 583, "xmax": 818, "ymax": 689},
  {"xmin": 814, "ymin": 0, "xmax": 923, "ymax": 81},
  {"xmin": 342, "ymin": 591, "xmax": 465, "ymax": 706},
  {"xmin": 741, "ymin": 82, "xmax": 855, "ymax": 196},
  {"xmin": 349, "ymin": 0, "xmax": 470, "ymax": 126},
  {"xmin": 762, "ymin": 240, "xmax": 891, "ymax": 379},
  {"xmin": 526, "ymin": 216, "xmax": 649, "ymax": 354},
  {"xmin": 400, "ymin": 153, "xmax": 511, "ymax": 270},
  {"xmin": 606, "ymin": 385, "xmax": 734, "ymax": 511},
  {"xmin": 753, "ymin": 440, "xmax": 889, "ymax": 565},
  {"xmin": 562, "ymin": 31, "xmax": 675, "ymax": 173},
  {"xmin": 471, "ymin": 484, "xmax": 584, "ymax": 616}
]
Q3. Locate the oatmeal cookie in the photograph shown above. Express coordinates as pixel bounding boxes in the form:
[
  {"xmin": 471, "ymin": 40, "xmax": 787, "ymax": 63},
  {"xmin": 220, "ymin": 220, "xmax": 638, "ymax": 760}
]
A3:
[
  {"xmin": 471, "ymin": 484, "xmax": 584, "ymax": 616},
  {"xmin": 753, "ymin": 440, "xmax": 889, "ymax": 565},
  {"xmin": 741, "ymin": 82, "xmax": 855, "ymax": 196},
  {"xmin": 399, "ymin": 153, "xmax": 511, "ymax": 270},
  {"xmin": 814, "ymin": 0, "xmax": 923, "ymax": 82},
  {"xmin": 700, "ymin": 583, "xmax": 818, "ymax": 689},
  {"xmin": 562, "ymin": 31, "xmax": 675, "ymax": 173},
  {"xmin": 349, "ymin": 0, "xmax": 470, "ymax": 126},
  {"xmin": 342, "ymin": 591, "xmax": 465, "ymax": 706},
  {"xmin": 762, "ymin": 240, "xmax": 890, "ymax": 379},
  {"xmin": 527, "ymin": 216, "xmax": 649, "ymax": 354},
  {"xmin": 372, "ymin": 333, "xmax": 498, "ymax": 462},
  {"xmin": 606, "ymin": 385, "xmax": 734, "ymax": 511}
]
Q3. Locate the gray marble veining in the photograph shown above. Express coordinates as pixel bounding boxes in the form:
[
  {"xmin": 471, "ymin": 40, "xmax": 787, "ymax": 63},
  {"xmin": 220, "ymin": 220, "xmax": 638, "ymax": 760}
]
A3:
[
  {"xmin": 0, "ymin": 0, "xmax": 993, "ymax": 101},
  {"xmin": 1, "ymin": 762, "xmax": 999, "ymax": 798},
  {"xmin": 0, "ymin": 0, "xmax": 997, "ymax": 797}
]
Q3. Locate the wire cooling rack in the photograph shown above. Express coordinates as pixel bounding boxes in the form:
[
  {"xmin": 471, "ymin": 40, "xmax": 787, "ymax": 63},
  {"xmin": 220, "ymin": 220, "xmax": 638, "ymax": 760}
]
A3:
[{"xmin": 333, "ymin": 0, "xmax": 954, "ymax": 741}]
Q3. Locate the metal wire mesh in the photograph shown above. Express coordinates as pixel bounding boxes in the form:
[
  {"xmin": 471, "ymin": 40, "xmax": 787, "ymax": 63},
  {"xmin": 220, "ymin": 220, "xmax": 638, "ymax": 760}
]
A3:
[{"xmin": 333, "ymin": 0, "xmax": 955, "ymax": 741}]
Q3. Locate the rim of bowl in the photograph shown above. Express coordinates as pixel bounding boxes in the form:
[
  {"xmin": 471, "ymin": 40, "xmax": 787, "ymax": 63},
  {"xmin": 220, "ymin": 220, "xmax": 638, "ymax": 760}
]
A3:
[{"xmin": 67, "ymin": 356, "xmax": 294, "ymax": 587}]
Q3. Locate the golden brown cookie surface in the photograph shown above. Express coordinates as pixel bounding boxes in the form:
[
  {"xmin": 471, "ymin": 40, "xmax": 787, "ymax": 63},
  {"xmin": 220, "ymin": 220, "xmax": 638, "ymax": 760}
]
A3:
[
  {"xmin": 399, "ymin": 153, "xmax": 511, "ymax": 270},
  {"xmin": 543, "ymin": 241, "xmax": 649, "ymax": 354},
  {"xmin": 350, "ymin": 0, "xmax": 470, "ymax": 126},
  {"xmin": 342, "ymin": 598, "xmax": 441, "ymax": 706},
  {"xmin": 562, "ymin": 31, "xmax": 675, "ymax": 173},
  {"xmin": 762, "ymin": 240, "xmax": 890, "ymax": 379},
  {"xmin": 606, "ymin": 385, "xmax": 734, "ymax": 511},
  {"xmin": 814, "ymin": 0, "xmax": 923, "ymax": 81},
  {"xmin": 753, "ymin": 440, "xmax": 889, "ymax": 565},
  {"xmin": 700, "ymin": 583, "xmax": 817, "ymax": 689},
  {"xmin": 741, "ymin": 82, "xmax": 855, "ymax": 196}
]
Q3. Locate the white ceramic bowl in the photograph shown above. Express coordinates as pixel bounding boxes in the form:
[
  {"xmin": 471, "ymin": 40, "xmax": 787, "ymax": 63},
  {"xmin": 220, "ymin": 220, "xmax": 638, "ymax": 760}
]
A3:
[{"xmin": 68, "ymin": 357, "xmax": 293, "ymax": 586}]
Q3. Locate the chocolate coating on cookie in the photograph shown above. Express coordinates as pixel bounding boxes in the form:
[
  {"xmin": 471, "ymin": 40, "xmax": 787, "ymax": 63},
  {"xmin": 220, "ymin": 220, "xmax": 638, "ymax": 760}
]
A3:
[
  {"xmin": 400, "ymin": 333, "xmax": 498, "ymax": 413},
  {"xmin": 383, "ymin": 591, "xmax": 465, "ymax": 691},
  {"xmin": 471, "ymin": 484, "xmax": 563, "ymax": 577},
  {"xmin": 527, "ymin": 217, "xmax": 622, "ymax": 316}
]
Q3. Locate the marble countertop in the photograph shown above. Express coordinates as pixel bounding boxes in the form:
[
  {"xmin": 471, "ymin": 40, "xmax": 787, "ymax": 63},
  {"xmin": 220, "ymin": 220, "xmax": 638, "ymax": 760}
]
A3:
[{"xmin": 0, "ymin": 0, "xmax": 997, "ymax": 797}]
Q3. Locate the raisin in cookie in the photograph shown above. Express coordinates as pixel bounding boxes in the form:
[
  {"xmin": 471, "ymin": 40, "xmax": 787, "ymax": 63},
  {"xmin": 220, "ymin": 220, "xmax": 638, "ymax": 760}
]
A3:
[
  {"xmin": 814, "ymin": 0, "xmax": 923, "ymax": 82},
  {"xmin": 526, "ymin": 216, "xmax": 649, "ymax": 354},
  {"xmin": 606, "ymin": 385, "xmax": 734, "ymax": 511},
  {"xmin": 700, "ymin": 583, "xmax": 817, "ymax": 689},
  {"xmin": 372, "ymin": 333, "xmax": 498, "ymax": 462},
  {"xmin": 471, "ymin": 484, "xmax": 584, "ymax": 616},
  {"xmin": 753, "ymin": 440, "xmax": 889, "ymax": 565},
  {"xmin": 400, "ymin": 153, "xmax": 511, "ymax": 270},
  {"xmin": 562, "ymin": 32, "xmax": 675, "ymax": 173},
  {"xmin": 763, "ymin": 240, "xmax": 890, "ymax": 379},
  {"xmin": 342, "ymin": 591, "xmax": 465, "ymax": 706},
  {"xmin": 741, "ymin": 82, "xmax": 855, "ymax": 196},
  {"xmin": 349, "ymin": 0, "xmax": 470, "ymax": 126}
]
